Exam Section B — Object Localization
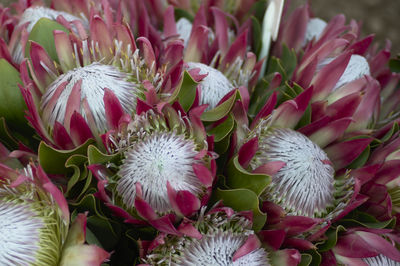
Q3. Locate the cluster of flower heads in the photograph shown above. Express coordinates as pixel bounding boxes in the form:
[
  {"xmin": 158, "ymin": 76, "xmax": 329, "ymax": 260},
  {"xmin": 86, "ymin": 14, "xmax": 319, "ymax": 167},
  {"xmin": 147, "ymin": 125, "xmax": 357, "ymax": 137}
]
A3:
[{"xmin": 0, "ymin": 0, "xmax": 399, "ymax": 265}]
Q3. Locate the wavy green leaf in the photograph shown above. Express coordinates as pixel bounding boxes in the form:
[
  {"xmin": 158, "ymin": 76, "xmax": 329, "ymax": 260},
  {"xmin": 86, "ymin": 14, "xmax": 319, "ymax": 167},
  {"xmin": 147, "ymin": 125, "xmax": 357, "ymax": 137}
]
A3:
[
  {"xmin": 201, "ymin": 91, "xmax": 238, "ymax": 122},
  {"xmin": 214, "ymin": 188, "xmax": 267, "ymax": 231},
  {"xmin": 38, "ymin": 139, "xmax": 94, "ymax": 174},
  {"xmin": 226, "ymin": 156, "xmax": 271, "ymax": 195}
]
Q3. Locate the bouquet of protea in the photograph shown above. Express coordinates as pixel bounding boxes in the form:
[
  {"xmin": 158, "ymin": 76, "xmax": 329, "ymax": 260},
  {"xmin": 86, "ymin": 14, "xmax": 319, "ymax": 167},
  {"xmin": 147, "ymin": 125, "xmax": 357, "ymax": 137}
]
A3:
[{"xmin": 0, "ymin": 0, "xmax": 399, "ymax": 265}]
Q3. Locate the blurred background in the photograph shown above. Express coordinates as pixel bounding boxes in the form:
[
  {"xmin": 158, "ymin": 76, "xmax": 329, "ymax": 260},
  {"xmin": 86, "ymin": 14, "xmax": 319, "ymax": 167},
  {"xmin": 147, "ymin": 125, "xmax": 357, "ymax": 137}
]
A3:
[
  {"xmin": 0, "ymin": 0, "xmax": 399, "ymax": 54},
  {"xmin": 298, "ymin": 0, "xmax": 399, "ymax": 55}
]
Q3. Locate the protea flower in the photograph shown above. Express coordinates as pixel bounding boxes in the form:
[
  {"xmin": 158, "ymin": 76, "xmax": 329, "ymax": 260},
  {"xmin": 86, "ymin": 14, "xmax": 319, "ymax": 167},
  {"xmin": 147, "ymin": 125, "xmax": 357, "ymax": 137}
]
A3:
[
  {"xmin": 358, "ymin": 130, "xmax": 400, "ymax": 224},
  {"xmin": 269, "ymin": 3, "xmax": 400, "ymax": 130},
  {"xmin": 0, "ymin": 162, "xmax": 109, "ymax": 265},
  {"xmin": 162, "ymin": 5, "xmax": 261, "ymax": 110},
  {"xmin": 229, "ymin": 87, "xmax": 372, "ymax": 246},
  {"xmin": 6, "ymin": 0, "xmax": 91, "ymax": 64},
  {"xmin": 89, "ymin": 100, "xmax": 215, "ymax": 233},
  {"xmin": 321, "ymin": 228, "xmax": 400, "ymax": 265},
  {"xmin": 19, "ymin": 7, "xmax": 179, "ymax": 150},
  {"xmin": 142, "ymin": 207, "xmax": 301, "ymax": 265}
]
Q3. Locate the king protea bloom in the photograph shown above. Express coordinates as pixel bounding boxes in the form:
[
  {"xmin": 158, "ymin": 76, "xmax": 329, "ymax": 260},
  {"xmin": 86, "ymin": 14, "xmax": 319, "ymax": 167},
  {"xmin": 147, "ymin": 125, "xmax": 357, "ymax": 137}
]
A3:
[
  {"xmin": 230, "ymin": 87, "xmax": 373, "ymax": 247},
  {"xmin": 357, "ymin": 131, "xmax": 400, "ymax": 223},
  {"xmin": 0, "ymin": 162, "xmax": 109, "ymax": 265},
  {"xmin": 321, "ymin": 228, "xmax": 400, "ymax": 265},
  {"xmin": 6, "ymin": 0, "xmax": 91, "ymax": 64},
  {"xmin": 142, "ymin": 207, "xmax": 301, "ymax": 265},
  {"xmin": 89, "ymin": 100, "xmax": 215, "ymax": 233},
  {"xmin": 271, "ymin": 3, "xmax": 400, "ymax": 130},
  {"xmin": 161, "ymin": 5, "xmax": 261, "ymax": 110},
  {"xmin": 19, "ymin": 8, "xmax": 176, "ymax": 150}
]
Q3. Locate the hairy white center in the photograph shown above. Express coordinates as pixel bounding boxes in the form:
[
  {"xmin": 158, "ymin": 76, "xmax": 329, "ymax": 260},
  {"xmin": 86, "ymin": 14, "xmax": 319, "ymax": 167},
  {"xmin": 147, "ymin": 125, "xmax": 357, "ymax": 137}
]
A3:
[
  {"xmin": 176, "ymin": 17, "xmax": 193, "ymax": 47},
  {"xmin": 253, "ymin": 128, "xmax": 335, "ymax": 217},
  {"xmin": 176, "ymin": 230, "xmax": 269, "ymax": 266},
  {"xmin": 117, "ymin": 131, "xmax": 202, "ymax": 214},
  {"xmin": 41, "ymin": 62, "xmax": 137, "ymax": 133},
  {"xmin": 187, "ymin": 62, "xmax": 234, "ymax": 110},
  {"xmin": 18, "ymin": 6, "xmax": 83, "ymax": 32},
  {"xmin": 363, "ymin": 255, "xmax": 400, "ymax": 266},
  {"xmin": 0, "ymin": 201, "xmax": 43, "ymax": 265},
  {"xmin": 303, "ymin": 17, "xmax": 327, "ymax": 46}
]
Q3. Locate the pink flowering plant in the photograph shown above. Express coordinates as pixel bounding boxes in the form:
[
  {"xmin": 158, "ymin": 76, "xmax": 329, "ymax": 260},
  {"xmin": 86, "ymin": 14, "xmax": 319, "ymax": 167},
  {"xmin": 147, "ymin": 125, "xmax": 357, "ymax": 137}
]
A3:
[{"xmin": 0, "ymin": 0, "xmax": 398, "ymax": 265}]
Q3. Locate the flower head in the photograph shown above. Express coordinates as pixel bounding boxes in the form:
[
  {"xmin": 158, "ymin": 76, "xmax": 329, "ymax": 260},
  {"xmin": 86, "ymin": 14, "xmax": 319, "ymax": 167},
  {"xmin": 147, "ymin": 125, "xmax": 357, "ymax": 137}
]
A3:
[
  {"xmin": 19, "ymin": 9, "xmax": 172, "ymax": 149},
  {"xmin": 0, "ymin": 163, "xmax": 108, "ymax": 265},
  {"xmin": 143, "ymin": 208, "xmax": 270, "ymax": 265},
  {"xmin": 90, "ymin": 102, "xmax": 215, "ymax": 233},
  {"xmin": 8, "ymin": 4, "xmax": 87, "ymax": 64}
]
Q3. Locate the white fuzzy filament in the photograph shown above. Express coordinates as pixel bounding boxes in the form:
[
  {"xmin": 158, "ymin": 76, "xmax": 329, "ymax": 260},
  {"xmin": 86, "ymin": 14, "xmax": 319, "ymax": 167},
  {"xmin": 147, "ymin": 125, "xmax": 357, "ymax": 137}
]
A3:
[
  {"xmin": 0, "ymin": 201, "xmax": 43, "ymax": 265},
  {"xmin": 175, "ymin": 230, "xmax": 270, "ymax": 266},
  {"xmin": 187, "ymin": 62, "xmax": 234, "ymax": 110},
  {"xmin": 41, "ymin": 62, "xmax": 137, "ymax": 133},
  {"xmin": 253, "ymin": 128, "xmax": 335, "ymax": 217},
  {"xmin": 117, "ymin": 131, "xmax": 202, "ymax": 214}
]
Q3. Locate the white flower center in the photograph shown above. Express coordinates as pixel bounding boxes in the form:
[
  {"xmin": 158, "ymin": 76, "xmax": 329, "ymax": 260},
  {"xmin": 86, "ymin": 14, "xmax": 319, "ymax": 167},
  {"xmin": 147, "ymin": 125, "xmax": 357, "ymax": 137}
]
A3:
[
  {"xmin": 13, "ymin": 7, "xmax": 86, "ymax": 64},
  {"xmin": 363, "ymin": 255, "xmax": 400, "ymax": 266},
  {"xmin": 319, "ymin": 54, "xmax": 371, "ymax": 90},
  {"xmin": 18, "ymin": 6, "xmax": 84, "ymax": 32},
  {"xmin": 253, "ymin": 128, "xmax": 335, "ymax": 218},
  {"xmin": 176, "ymin": 230, "xmax": 269, "ymax": 266},
  {"xmin": 0, "ymin": 201, "xmax": 43, "ymax": 265},
  {"xmin": 187, "ymin": 62, "xmax": 234, "ymax": 110},
  {"xmin": 303, "ymin": 17, "xmax": 327, "ymax": 46},
  {"xmin": 117, "ymin": 131, "xmax": 202, "ymax": 214},
  {"xmin": 176, "ymin": 17, "xmax": 193, "ymax": 47},
  {"xmin": 41, "ymin": 62, "xmax": 137, "ymax": 133}
]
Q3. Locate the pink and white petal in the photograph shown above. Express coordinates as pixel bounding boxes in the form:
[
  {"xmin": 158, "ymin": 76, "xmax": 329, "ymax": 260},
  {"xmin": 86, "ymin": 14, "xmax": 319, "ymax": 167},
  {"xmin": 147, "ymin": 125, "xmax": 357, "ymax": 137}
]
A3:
[
  {"xmin": 192, "ymin": 163, "xmax": 213, "ymax": 187},
  {"xmin": 59, "ymin": 244, "xmax": 110, "ymax": 266},
  {"xmin": 325, "ymin": 138, "xmax": 372, "ymax": 170},
  {"xmin": 232, "ymin": 234, "xmax": 261, "ymax": 262},
  {"xmin": 69, "ymin": 111, "xmax": 94, "ymax": 146},
  {"xmin": 270, "ymin": 249, "xmax": 302, "ymax": 266},
  {"xmin": 308, "ymin": 117, "xmax": 353, "ymax": 148}
]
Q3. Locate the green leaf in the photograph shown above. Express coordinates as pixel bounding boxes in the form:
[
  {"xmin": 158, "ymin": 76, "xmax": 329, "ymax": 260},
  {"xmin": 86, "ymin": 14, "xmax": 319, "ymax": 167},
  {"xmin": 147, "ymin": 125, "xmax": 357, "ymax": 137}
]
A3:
[
  {"xmin": 206, "ymin": 114, "xmax": 235, "ymax": 142},
  {"xmin": 174, "ymin": 8, "xmax": 194, "ymax": 22},
  {"xmin": 249, "ymin": 0, "xmax": 268, "ymax": 22},
  {"xmin": 201, "ymin": 91, "xmax": 238, "ymax": 121},
  {"xmin": 296, "ymin": 104, "xmax": 312, "ymax": 129},
  {"xmin": 226, "ymin": 156, "xmax": 271, "ymax": 195},
  {"xmin": 87, "ymin": 216, "xmax": 121, "ymax": 250},
  {"xmin": 25, "ymin": 18, "xmax": 69, "ymax": 62},
  {"xmin": 389, "ymin": 58, "xmax": 400, "ymax": 73},
  {"xmin": 381, "ymin": 122, "xmax": 399, "ymax": 143},
  {"xmin": 266, "ymin": 56, "xmax": 287, "ymax": 80},
  {"xmin": 0, "ymin": 59, "xmax": 33, "ymax": 136},
  {"xmin": 214, "ymin": 188, "xmax": 266, "ymax": 231},
  {"xmin": 87, "ymin": 144, "xmax": 120, "ymax": 165},
  {"xmin": 299, "ymin": 253, "xmax": 312, "ymax": 266},
  {"xmin": 38, "ymin": 139, "xmax": 94, "ymax": 174},
  {"xmin": 347, "ymin": 145, "xmax": 370, "ymax": 169},
  {"xmin": 281, "ymin": 44, "xmax": 298, "ymax": 78},
  {"xmin": 170, "ymin": 71, "xmax": 198, "ymax": 112},
  {"xmin": 317, "ymin": 225, "xmax": 346, "ymax": 252},
  {"xmin": 339, "ymin": 210, "xmax": 396, "ymax": 229},
  {"xmin": 85, "ymin": 227, "xmax": 104, "ymax": 248},
  {"xmin": 70, "ymin": 193, "xmax": 107, "ymax": 218},
  {"xmin": 64, "ymin": 154, "xmax": 89, "ymax": 195},
  {"xmin": 0, "ymin": 117, "xmax": 19, "ymax": 150},
  {"xmin": 251, "ymin": 16, "xmax": 262, "ymax": 56}
]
